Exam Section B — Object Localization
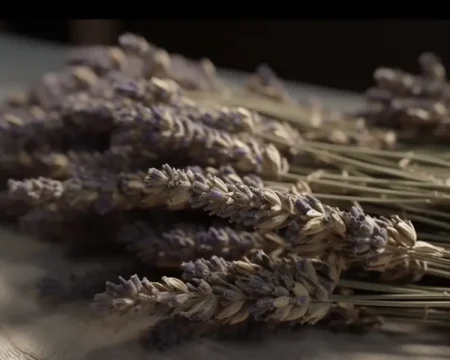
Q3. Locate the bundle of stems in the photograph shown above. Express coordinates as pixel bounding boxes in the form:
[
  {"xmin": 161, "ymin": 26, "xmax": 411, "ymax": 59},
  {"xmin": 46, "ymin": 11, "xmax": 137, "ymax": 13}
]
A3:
[{"xmin": 1, "ymin": 32, "xmax": 450, "ymax": 349}]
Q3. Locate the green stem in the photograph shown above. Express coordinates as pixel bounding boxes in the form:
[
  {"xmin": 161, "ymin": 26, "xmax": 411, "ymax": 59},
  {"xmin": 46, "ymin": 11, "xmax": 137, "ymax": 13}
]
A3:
[
  {"xmin": 412, "ymin": 254, "xmax": 450, "ymax": 267},
  {"xmin": 383, "ymin": 317, "xmax": 450, "ymax": 326},
  {"xmin": 417, "ymin": 233, "xmax": 450, "ymax": 243},
  {"xmin": 406, "ymin": 284, "xmax": 450, "ymax": 293},
  {"xmin": 400, "ymin": 205, "xmax": 450, "ymax": 221},
  {"xmin": 405, "ymin": 213, "xmax": 450, "ymax": 232},
  {"xmin": 299, "ymin": 146, "xmax": 431, "ymax": 181},
  {"xmin": 314, "ymin": 193, "xmax": 432, "ymax": 204},
  {"xmin": 269, "ymin": 136, "xmax": 437, "ymax": 181},
  {"xmin": 185, "ymin": 89, "xmax": 315, "ymax": 127},
  {"xmin": 330, "ymin": 300, "xmax": 450, "ymax": 308},
  {"xmin": 375, "ymin": 309, "xmax": 450, "ymax": 323},
  {"xmin": 332, "ymin": 293, "xmax": 450, "ymax": 301},
  {"xmin": 289, "ymin": 171, "xmax": 449, "ymax": 190},
  {"xmin": 338, "ymin": 279, "xmax": 428, "ymax": 294},
  {"xmin": 304, "ymin": 177, "xmax": 443, "ymax": 199},
  {"xmin": 305, "ymin": 140, "xmax": 450, "ymax": 168}
]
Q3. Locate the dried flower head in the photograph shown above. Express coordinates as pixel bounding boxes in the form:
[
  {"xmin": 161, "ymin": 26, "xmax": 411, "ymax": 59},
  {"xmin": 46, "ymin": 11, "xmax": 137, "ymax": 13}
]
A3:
[
  {"xmin": 117, "ymin": 221, "xmax": 269, "ymax": 266},
  {"xmin": 145, "ymin": 165, "xmax": 388, "ymax": 261},
  {"xmin": 93, "ymin": 251, "xmax": 341, "ymax": 326},
  {"xmin": 112, "ymin": 103, "xmax": 289, "ymax": 177}
]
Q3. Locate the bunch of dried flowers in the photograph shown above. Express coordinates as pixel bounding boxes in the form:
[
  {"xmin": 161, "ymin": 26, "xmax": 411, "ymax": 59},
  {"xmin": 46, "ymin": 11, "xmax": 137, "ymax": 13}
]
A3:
[{"xmin": 1, "ymin": 32, "xmax": 450, "ymax": 352}]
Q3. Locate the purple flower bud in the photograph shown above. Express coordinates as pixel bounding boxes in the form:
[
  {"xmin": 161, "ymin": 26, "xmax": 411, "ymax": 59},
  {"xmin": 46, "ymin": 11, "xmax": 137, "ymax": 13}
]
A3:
[{"xmin": 294, "ymin": 198, "xmax": 312, "ymax": 214}]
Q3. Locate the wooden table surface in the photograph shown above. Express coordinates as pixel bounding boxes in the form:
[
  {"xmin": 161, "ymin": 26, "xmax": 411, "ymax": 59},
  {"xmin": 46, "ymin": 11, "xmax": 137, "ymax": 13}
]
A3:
[{"xmin": 0, "ymin": 34, "xmax": 448, "ymax": 360}]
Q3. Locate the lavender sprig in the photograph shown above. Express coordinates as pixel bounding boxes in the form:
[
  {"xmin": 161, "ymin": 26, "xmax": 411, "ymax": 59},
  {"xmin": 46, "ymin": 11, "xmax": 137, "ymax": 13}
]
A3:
[
  {"xmin": 112, "ymin": 103, "xmax": 288, "ymax": 177},
  {"xmin": 117, "ymin": 221, "xmax": 268, "ymax": 267},
  {"xmin": 145, "ymin": 165, "xmax": 388, "ymax": 261},
  {"xmin": 118, "ymin": 32, "xmax": 220, "ymax": 91},
  {"xmin": 1, "ymin": 145, "xmax": 158, "ymax": 184},
  {"xmin": 8, "ymin": 166, "xmax": 264, "ymax": 214},
  {"xmin": 93, "ymin": 251, "xmax": 341, "ymax": 325},
  {"xmin": 8, "ymin": 172, "xmax": 136, "ymax": 214},
  {"xmin": 112, "ymin": 77, "xmax": 302, "ymax": 147},
  {"xmin": 59, "ymin": 77, "xmax": 182, "ymax": 133}
]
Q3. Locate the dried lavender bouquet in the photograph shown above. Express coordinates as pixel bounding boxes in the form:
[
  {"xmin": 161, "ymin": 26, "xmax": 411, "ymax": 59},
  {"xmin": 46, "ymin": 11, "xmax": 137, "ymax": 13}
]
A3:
[
  {"xmin": 2, "ymin": 31, "xmax": 450, "ymax": 351},
  {"xmin": 89, "ymin": 165, "xmax": 450, "ymax": 343}
]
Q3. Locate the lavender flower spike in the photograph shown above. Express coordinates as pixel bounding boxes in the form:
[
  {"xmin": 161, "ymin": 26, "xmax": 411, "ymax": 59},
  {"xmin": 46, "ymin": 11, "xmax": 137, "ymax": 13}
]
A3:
[
  {"xmin": 145, "ymin": 165, "xmax": 388, "ymax": 261},
  {"xmin": 92, "ymin": 251, "xmax": 341, "ymax": 325},
  {"xmin": 117, "ymin": 221, "xmax": 268, "ymax": 266}
]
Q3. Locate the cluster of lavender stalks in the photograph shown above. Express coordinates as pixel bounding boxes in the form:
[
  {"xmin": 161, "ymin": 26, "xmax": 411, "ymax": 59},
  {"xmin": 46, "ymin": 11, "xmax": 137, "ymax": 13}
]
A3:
[{"xmin": 2, "ymin": 33, "xmax": 450, "ymax": 350}]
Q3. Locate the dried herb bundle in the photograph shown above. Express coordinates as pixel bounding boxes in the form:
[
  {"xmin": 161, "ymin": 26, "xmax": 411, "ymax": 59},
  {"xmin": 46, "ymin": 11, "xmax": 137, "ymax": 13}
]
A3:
[{"xmin": 1, "ymin": 32, "xmax": 450, "ymax": 353}]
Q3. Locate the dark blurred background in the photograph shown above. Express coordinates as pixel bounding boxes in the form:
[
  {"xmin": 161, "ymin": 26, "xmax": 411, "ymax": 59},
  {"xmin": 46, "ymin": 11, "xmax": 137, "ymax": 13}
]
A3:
[{"xmin": 3, "ymin": 19, "xmax": 450, "ymax": 92}]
